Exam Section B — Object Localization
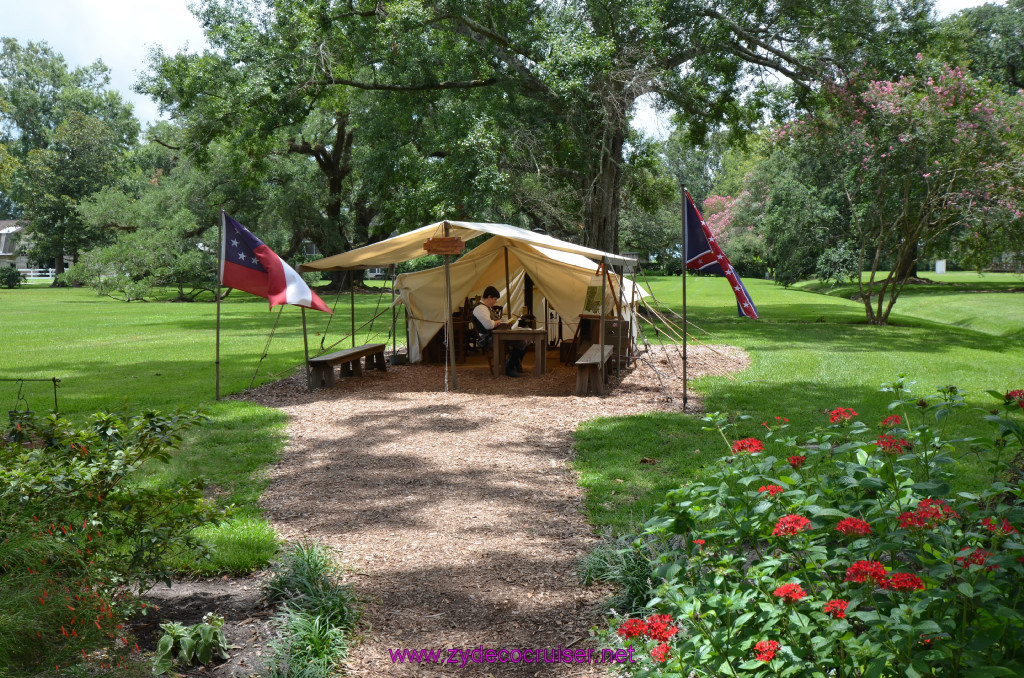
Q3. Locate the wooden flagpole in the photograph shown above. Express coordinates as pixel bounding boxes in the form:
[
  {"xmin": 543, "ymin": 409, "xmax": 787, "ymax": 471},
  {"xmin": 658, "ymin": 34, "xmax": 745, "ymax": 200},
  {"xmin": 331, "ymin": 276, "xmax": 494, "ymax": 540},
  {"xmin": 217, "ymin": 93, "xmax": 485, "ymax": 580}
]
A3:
[
  {"xmin": 681, "ymin": 185, "xmax": 688, "ymax": 409},
  {"xmin": 216, "ymin": 208, "xmax": 224, "ymax": 401},
  {"xmin": 301, "ymin": 307, "xmax": 312, "ymax": 392}
]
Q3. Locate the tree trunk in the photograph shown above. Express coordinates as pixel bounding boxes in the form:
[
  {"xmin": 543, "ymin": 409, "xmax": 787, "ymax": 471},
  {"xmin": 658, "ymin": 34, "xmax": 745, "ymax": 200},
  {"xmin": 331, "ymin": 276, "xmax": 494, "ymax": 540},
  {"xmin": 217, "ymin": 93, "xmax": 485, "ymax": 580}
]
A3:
[
  {"xmin": 582, "ymin": 126, "xmax": 625, "ymax": 254},
  {"xmin": 894, "ymin": 242, "xmax": 918, "ymax": 282}
]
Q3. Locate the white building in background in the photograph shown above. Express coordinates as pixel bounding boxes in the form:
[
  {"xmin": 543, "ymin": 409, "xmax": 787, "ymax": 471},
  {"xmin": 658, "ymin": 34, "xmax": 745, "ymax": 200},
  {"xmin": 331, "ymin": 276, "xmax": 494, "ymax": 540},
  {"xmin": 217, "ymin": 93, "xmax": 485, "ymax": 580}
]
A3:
[{"xmin": 0, "ymin": 221, "xmax": 28, "ymax": 270}]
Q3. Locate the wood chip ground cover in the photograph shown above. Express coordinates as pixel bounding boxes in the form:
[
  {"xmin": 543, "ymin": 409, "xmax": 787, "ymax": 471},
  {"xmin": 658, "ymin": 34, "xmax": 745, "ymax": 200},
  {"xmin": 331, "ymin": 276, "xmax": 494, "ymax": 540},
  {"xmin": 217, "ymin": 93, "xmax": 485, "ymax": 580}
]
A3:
[{"xmin": 151, "ymin": 345, "xmax": 747, "ymax": 676}]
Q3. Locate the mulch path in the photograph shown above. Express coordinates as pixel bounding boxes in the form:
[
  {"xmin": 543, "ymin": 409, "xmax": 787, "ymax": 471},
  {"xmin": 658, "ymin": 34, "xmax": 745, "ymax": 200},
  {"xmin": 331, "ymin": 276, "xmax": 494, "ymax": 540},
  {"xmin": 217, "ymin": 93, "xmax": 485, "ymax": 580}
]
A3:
[
  {"xmin": 132, "ymin": 348, "xmax": 745, "ymax": 675},
  {"xmin": 231, "ymin": 344, "xmax": 748, "ymax": 676}
]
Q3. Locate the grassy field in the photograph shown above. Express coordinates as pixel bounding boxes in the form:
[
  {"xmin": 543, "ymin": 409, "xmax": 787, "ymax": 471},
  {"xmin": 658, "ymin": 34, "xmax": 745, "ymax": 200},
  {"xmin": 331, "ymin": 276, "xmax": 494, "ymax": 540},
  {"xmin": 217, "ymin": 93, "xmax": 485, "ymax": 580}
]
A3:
[
  {"xmin": 4, "ymin": 273, "xmax": 1022, "ymax": 548},
  {"xmin": 573, "ymin": 271, "xmax": 1024, "ymax": 534},
  {"xmin": 0, "ymin": 283, "xmax": 404, "ymax": 573}
]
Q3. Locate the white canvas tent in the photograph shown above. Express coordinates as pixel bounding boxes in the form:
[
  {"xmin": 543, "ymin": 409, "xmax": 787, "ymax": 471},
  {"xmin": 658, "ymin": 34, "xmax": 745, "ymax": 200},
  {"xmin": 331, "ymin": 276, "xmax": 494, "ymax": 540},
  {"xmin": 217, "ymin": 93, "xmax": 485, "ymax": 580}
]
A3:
[{"xmin": 299, "ymin": 220, "xmax": 646, "ymax": 365}]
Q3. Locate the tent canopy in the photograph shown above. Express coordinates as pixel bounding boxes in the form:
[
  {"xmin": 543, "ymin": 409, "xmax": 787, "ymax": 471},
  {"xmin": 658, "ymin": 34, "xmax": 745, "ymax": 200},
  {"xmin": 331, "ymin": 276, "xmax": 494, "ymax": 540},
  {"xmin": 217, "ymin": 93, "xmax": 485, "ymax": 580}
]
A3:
[
  {"xmin": 297, "ymin": 220, "xmax": 636, "ymax": 271},
  {"xmin": 392, "ymin": 234, "xmax": 647, "ymax": 363}
]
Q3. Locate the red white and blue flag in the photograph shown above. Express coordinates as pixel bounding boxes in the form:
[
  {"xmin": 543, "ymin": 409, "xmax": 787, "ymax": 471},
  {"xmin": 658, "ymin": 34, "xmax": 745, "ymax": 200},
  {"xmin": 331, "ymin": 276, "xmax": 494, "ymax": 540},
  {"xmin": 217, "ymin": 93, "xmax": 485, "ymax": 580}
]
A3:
[
  {"xmin": 219, "ymin": 212, "xmax": 332, "ymax": 314},
  {"xmin": 685, "ymin": 190, "xmax": 759, "ymax": 319}
]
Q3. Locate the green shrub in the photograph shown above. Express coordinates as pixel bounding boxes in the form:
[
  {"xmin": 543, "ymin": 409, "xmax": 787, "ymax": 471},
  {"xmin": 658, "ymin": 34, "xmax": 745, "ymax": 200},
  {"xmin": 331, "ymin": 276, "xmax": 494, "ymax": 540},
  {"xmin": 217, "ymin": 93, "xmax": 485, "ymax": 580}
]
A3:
[
  {"xmin": 580, "ymin": 534, "xmax": 657, "ymax": 615},
  {"xmin": 815, "ymin": 243, "xmax": 860, "ymax": 286},
  {"xmin": 264, "ymin": 542, "xmax": 358, "ymax": 630},
  {"xmin": 261, "ymin": 542, "xmax": 359, "ymax": 677},
  {"xmin": 0, "ymin": 266, "xmax": 23, "ymax": 288},
  {"xmin": 0, "ymin": 409, "xmax": 221, "ymax": 671},
  {"xmin": 152, "ymin": 612, "xmax": 230, "ymax": 675},
  {"xmin": 605, "ymin": 378, "xmax": 1024, "ymax": 676}
]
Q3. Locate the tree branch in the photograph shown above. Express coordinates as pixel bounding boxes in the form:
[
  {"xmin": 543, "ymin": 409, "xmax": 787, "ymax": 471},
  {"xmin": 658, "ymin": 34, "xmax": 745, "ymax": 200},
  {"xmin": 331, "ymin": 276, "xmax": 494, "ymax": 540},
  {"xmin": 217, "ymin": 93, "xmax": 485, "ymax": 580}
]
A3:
[
  {"xmin": 324, "ymin": 76, "xmax": 497, "ymax": 91},
  {"xmin": 701, "ymin": 8, "xmax": 814, "ymax": 86}
]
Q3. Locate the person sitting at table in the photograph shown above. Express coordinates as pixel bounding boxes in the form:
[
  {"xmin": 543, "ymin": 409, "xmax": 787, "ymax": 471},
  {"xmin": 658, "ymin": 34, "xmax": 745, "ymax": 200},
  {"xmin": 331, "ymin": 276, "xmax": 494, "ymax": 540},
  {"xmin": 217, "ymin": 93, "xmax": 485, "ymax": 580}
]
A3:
[{"xmin": 472, "ymin": 286, "xmax": 526, "ymax": 377}]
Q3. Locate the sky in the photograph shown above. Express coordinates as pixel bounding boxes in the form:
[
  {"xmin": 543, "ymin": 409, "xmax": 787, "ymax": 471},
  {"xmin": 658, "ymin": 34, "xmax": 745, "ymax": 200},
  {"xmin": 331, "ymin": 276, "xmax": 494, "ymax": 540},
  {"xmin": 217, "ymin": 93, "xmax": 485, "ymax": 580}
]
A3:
[{"xmin": 0, "ymin": 0, "xmax": 1003, "ymax": 137}]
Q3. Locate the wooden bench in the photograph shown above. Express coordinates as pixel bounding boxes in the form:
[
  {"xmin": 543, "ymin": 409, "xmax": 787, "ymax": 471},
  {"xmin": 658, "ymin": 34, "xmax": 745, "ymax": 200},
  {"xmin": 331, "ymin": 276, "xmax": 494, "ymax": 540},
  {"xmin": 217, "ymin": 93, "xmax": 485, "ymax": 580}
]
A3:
[
  {"xmin": 308, "ymin": 343, "xmax": 387, "ymax": 389},
  {"xmin": 575, "ymin": 344, "xmax": 614, "ymax": 396}
]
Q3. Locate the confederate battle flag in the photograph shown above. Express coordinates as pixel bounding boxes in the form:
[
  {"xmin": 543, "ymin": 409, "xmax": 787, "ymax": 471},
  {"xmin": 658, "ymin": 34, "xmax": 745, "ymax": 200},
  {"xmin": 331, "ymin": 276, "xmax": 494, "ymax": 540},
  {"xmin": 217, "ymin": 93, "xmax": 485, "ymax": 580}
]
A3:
[
  {"xmin": 219, "ymin": 212, "xmax": 332, "ymax": 314},
  {"xmin": 684, "ymin": 190, "xmax": 759, "ymax": 319}
]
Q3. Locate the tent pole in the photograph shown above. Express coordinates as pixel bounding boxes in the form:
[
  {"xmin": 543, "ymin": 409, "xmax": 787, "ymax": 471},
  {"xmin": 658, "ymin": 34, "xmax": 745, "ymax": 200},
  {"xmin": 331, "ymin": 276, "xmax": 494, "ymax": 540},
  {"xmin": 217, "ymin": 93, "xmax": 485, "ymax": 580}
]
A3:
[
  {"xmin": 444, "ymin": 221, "xmax": 457, "ymax": 390},
  {"xmin": 350, "ymin": 271, "xmax": 356, "ymax": 348},
  {"xmin": 628, "ymin": 260, "xmax": 637, "ymax": 368},
  {"xmin": 301, "ymin": 307, "xmax": 312, "ymax": 392},
  {"xmin": 681, "ymin": 185, "xmax": 688, "ymax": 409},
  {"xmin": 503, "ymin": 246, "xmax": 512, "ymax": 320},
  {"xmin": 391, "ymin": 264, "xmax": 397, "ymax": 357},
  {"xmin": 615, "ymin": 265, "xmax": 624, "ymax": 377},
  {"xmin": 599, "ymin": 257, "xmax": 606, "ymax": 390},
  {"xmin": 216, "ymin": 208, "xmax": 224, "ymax": 401}
]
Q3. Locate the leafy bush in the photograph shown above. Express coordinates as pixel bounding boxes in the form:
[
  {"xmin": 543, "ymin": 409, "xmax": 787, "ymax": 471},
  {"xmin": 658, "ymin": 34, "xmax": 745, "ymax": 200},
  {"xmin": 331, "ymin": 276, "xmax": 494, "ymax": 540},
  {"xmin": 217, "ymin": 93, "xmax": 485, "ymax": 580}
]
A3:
[
  {"xmin": 0, "ymin": 266, "xmax": 24, "ymax": 288},
  {"xmin": 815, "ymin": 243, "xmax": 860, "ymax": 286},
  {"xmin": 606, "ymin": 378, "xmax": 1024, "ymax": 676},
  {"xmin": 152, "ymin": 612, "xmax": 230, "ymax": 675},
  {"xmin": 0, "ymin": 409, "xmax": 221, "ymax": 671}
]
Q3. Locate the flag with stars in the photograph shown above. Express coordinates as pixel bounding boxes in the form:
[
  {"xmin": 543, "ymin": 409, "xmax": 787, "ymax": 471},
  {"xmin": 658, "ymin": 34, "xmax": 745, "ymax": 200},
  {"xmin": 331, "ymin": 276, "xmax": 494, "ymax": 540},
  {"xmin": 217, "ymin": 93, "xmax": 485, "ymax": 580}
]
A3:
[
  {"xmin": 219, "ymin": 212, "xmax": 331, "ymax": 313},
  {"xmin": 684, "ymin": 190, "xmax": 759, "ymax": 319}
]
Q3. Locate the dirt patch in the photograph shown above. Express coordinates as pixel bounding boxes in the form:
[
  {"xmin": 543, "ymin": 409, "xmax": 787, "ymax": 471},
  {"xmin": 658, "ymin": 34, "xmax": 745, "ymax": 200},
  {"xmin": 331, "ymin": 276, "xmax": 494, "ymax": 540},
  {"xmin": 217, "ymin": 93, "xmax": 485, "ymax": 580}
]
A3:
[{"xmin": 132, "ymin": 576, "xmax": 277, "ymax": 676}]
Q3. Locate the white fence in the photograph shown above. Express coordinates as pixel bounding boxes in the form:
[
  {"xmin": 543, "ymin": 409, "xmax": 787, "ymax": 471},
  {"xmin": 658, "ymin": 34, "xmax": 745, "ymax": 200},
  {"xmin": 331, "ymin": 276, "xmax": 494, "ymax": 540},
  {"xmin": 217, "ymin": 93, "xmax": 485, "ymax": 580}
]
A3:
[{"xmin": 17, "ymin": 268, "xmax": 57, "ymax": 279}]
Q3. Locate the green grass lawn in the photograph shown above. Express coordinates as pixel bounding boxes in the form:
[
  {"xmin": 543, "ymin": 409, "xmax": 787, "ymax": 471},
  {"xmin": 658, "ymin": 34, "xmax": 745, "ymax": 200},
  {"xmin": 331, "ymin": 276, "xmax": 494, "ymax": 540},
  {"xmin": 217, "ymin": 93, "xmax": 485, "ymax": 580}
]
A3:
[
  {"xmin": 0, "ymin": 283, "xmax": 404, "ymax": 573},
  {"xmin": 573, "ymin": 273, "xmax": 1024, "ymax": 534},
  {"xmin": 4, "ymin": 274, "xmax": 1022, "ymax": 550}
]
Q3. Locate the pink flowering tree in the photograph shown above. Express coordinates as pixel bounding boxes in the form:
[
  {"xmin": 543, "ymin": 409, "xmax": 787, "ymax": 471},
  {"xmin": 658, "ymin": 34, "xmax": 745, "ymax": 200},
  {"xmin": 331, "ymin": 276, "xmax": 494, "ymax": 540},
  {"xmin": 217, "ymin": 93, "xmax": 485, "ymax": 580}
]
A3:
[{"xmin": 780, "ymin": 62, "xmax": 1024, "ymax": 324}]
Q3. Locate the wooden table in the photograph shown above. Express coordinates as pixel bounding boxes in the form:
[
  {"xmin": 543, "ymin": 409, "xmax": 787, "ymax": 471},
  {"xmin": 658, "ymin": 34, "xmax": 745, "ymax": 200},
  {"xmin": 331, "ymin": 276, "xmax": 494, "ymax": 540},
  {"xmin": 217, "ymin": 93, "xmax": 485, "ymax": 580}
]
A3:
[{"xmin": 491, "ymin": 328, "xmax": 548, "ymax": 376}]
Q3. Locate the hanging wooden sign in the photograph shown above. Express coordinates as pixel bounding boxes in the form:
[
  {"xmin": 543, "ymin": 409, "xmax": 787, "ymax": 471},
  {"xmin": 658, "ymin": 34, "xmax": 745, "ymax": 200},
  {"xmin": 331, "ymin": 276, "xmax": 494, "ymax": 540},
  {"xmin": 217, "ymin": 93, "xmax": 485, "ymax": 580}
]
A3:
[{"xmin": 423, "ymin": 236, "xmax": 465, "ymax": 255}]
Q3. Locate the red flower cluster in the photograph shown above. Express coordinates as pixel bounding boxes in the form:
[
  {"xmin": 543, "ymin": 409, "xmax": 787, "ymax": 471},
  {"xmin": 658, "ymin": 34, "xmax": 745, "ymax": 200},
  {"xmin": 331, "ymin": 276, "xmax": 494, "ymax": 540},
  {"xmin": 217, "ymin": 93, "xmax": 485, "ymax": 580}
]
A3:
[
  {"xmin": 845, "ymin": 560, "xmax": 926, "ymax": 591},
  {"xmin": 876, "ymin": 434, "xmax": 909, "ymax": 454},
  {"xmin": 773, "ymin": 583, "xmax": 807, "ymax": 603},
  {"xmin": 880, "ymin": 414, "xmax": 902, "ymax": 428},
  {"xmin": 617, "ymin": 615, "xmax": 678, "ymax": 643},
  {"xmin": 835, "ymin": 517, "xmax": 872, "ymax": 537},
  {"xmin": 884, "ymin": 572, "xmax": 925, "ymax": 592},
  {"xmin": 732, "ymin": 438, "xmax": 765, "ymax": 454},
  {"xmin": 844, "ymin": 560, "xmax": 888, "ymax": 586},
  {"xmin": 787, "ymin": 455, "xmax": 807, "ymax": 469},
  {"xmin": 956, "ymin": 547, "xmax": 998, "ymax": 570},
  {"xmin": 981, "ymin": 517, "xmax": 1018, "ymax": 535},
  {"xmin": 823, "ymin": 599, "xmax": 848, "ymax": 619},
  {"xmin": 645, "ymin": 615, "xmax": 679, "ymax": 642},
  {"xmin": 616, "ymin": 618, "xmax": 647, "ymax": 639},
  {"xmin": 650, "ymin": 643, "xmax": 670, "ymax": 662},
  {"xmin": 693, "ymin": 539, "xmax": 705, "ymax": 547},
  {"xmin": 772, "ymin": 514, "xmax": 811, "ymax": 537},
  {"xmin": 898, "ymin": 499, "xmax": 959, "ymax": 530},
  {"xmin": 1005, "ymin": 389, "xmax": 1024, "ymax": 408},
  {"xmin": 830, "ymin": 407, "xmax": 858, "ymax": 423},
  {"xmin": 759, "ymin": 484, "xmax": 785, "ymax": 497},
  {"xmin": 754, "ymin": 640, "xmax": 780, "ymax": 662}
]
